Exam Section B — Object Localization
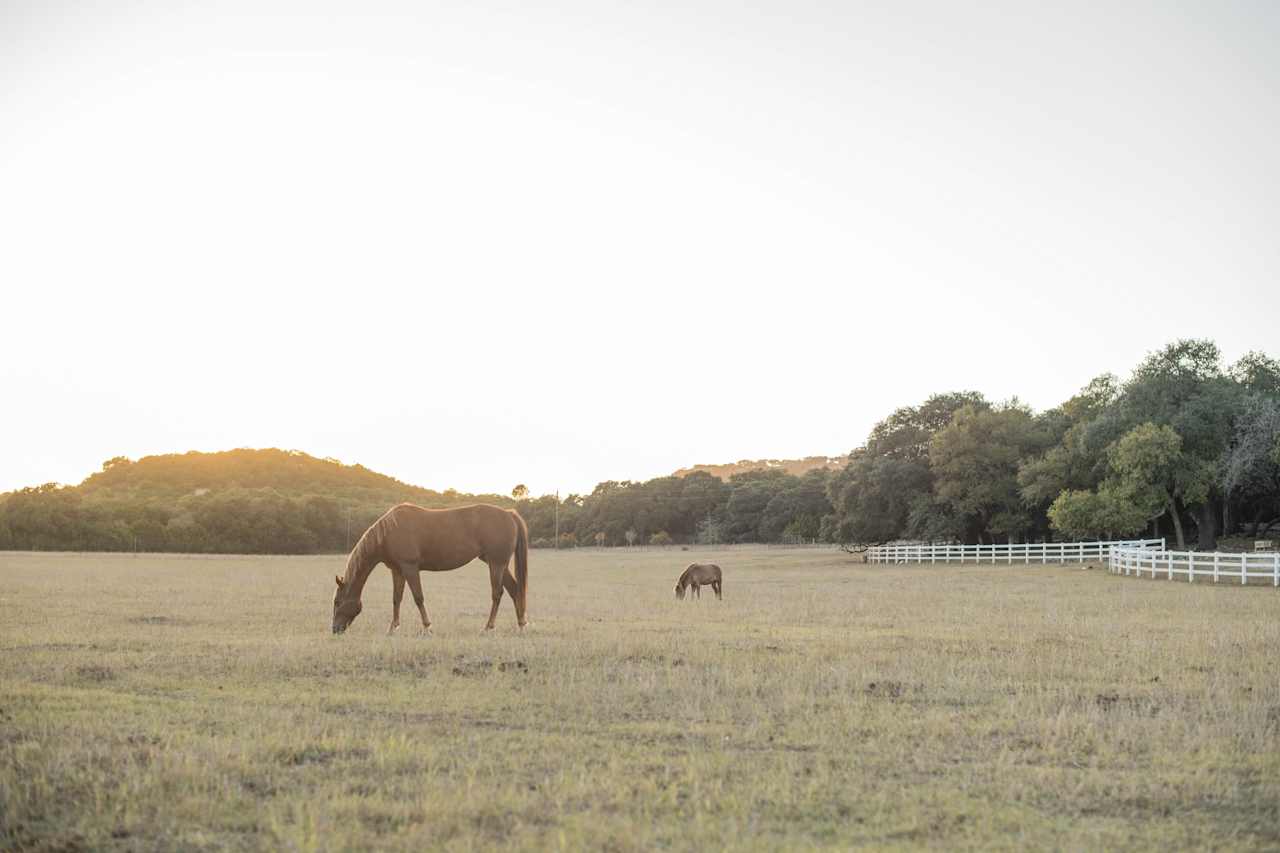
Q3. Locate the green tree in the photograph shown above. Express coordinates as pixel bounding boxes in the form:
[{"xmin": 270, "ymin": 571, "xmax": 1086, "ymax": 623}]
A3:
[
  {"xmin": 1116, "ymin": 340, "xmax": 1243, "ymax": 548},
  {"xmin": 929, "ymin": 402, "xmax": 1051, "ymax": 543},
  {"xmin": 825, "ymin": 452, "xmax": 931, "ymax": 545},
  {"xmin": 1047, "ymin": 484, "xmax": 1150, "ymax": 540},
  {"xmin": 1105, "ymin": 423, "xmax": 1213, "ymax": 548},
  {"xmin": 1230, "ymin": 351, "xmax": 1280, "ymax": 396},
  {"xmin": 825, "ymin": 391, "xmax": 986, "ymax": 546}
]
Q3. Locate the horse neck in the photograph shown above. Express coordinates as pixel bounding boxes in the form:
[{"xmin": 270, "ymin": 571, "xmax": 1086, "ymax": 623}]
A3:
[{"xmin": 342, "ymin": 547, "xmax": 378, "ymax": 599}]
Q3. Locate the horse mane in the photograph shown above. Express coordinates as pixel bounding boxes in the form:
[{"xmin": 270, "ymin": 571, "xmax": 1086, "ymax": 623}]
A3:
[{"xmin": 342, "ymin": 506, "xmax": 402, "ymax": 584}]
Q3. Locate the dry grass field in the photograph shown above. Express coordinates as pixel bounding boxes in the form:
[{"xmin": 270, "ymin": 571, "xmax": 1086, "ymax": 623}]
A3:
[{"xmin": 2, "ymin": 546, "xmax": 1278, "ymax": 851}]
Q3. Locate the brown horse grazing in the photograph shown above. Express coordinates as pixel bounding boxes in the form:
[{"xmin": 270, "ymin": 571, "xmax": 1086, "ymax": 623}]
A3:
[
  {"xmin": 675, "ymin": 563, "xmax": 722, "ymax": 600},
  {"xmin": 331, "ymin": 503, "xmax": 528, "ymax": 634}
]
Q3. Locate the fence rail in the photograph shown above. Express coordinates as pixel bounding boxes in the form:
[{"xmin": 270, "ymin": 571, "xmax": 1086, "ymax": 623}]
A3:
[
  {"xmin": 866, "ymin": 539, "xmax": 1165, "ymax": 565},
  {"xmin": 1109, "ymin": 546, "xmax": 1280, "ymax": 586}
]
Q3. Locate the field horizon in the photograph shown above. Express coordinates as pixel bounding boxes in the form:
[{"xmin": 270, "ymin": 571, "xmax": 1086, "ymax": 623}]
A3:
[{"xmin": 3, "ymin": 546, "xmax": 1278, "ymax": 851}]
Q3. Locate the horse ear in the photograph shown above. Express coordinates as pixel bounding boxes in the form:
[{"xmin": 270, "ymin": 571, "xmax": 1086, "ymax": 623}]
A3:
[{"xmin": 334, "ymin": 575, "xmax": 343, "ymax": 587}]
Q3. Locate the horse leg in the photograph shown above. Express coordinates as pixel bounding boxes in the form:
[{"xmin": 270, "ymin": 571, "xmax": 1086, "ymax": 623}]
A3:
[
  {"xmin": 388, "ymin": 569, "xmax": 405, "ymax": 634},
  {"xmin": 713, "ymin": 580, "xmax": 722, "ymax": 600},
  {"xmin": 693, "ymin": 583, "xmax": 701, "ymax": 599},
  {"xmin": 402, "ymin": 566, "xmax": 432, "ymax": 634},
  {"xmin": 484, "ymin": 558, "xmax": 508, "ymax": 631},
  {"xmin": 500, "ymin": 568, "xmax": 523, "ymax": 626}
]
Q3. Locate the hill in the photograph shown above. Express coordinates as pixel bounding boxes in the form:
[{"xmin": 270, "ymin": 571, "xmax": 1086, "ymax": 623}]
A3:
[
  {"xmin": 673, "ymin": 456, "xmax": 845, "ymax": 481},
  {"xmin": 0, "ymin": 448, "xmax": 509, "ymax": 554}
]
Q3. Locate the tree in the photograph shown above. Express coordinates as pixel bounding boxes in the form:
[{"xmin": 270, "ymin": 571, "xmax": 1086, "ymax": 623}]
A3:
[
  {"xmin": 1104, "ymin": 423, "xmax": 1213, "ymax": 548},
  {"xmin": 758, "ymin": 469, "xmax": 831, "ymax": 542},
  {"xmin": 825, "ymin": 452, "xmax": 931, "ymax": 545},
  {"xmin": 863, "ymin": 392, "xmax": 989, "ymax": 461},
  {"xmin": 511, "ymin": 484, "xmax": 529, "ymax": 500},
  {"xmin": 1048, "ymin": 484, "xmax": 1150, "ymax": 540},
  {"xmin": 649, "ymin": 530, "xmax": 672, "ymax": 547},
  {"xmin": 825, "ymin": 391, "xmax": 988, "ymax": 547},
  {"xmin": 722, "ymin": 470, "xmax": 791, "ymax": 542},
  {"xmin": 1116, "ymin": 340, "xmax": 1246, "ymax": 548},
  {"xmin": 1230, "ymin": 351, "xmax": 1280, "ymax": 396},
  {"xmin": 1018, "ymin": 375, "xmax": 1120, "ymax": 512},
  {"xmin": 929, "ymin": 402, "xmax": 1051, "ymax": 543},
  {"xmin": 696, "ymin": 515, "xmax": 725, "ymax": 545},
  {"xmin": 1222, "ymin": 396, "xmax": 1280, "ymax": 536}
]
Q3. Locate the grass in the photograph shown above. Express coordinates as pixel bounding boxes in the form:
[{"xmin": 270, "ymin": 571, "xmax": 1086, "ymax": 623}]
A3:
[{"xmin": 1, "ymin": 546, "xmax": 1278, "ymax": 851}]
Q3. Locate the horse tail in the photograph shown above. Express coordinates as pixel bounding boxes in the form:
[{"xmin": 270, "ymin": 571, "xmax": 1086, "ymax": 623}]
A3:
[{"xmin": 511, "ymin": 510, "xmax": 529, "ymax": 620}]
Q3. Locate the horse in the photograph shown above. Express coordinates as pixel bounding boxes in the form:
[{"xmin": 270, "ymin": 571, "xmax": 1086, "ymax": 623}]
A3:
[
  {"xmin": 331, "ymin": 503, "xmax": 528, "ymax": 634},
  {"xmin": 675, "ymin": 563, "xmax": 722, "ymax": 600}
]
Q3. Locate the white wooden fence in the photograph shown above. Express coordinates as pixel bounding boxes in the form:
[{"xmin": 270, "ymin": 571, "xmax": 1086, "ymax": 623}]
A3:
[
  {"xmin": 1109, "ymin": 545, "xmax": 1280, "ymax": 586},
  {"xmin": 866, "ymin": 539, "xmax": 1165, "ymax": 565}
]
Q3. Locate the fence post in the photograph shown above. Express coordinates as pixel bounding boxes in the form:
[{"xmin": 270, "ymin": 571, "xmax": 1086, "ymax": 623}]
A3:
[
  {"xmin": 1241, "ymin": 552, "xmax": 1247, "ymax": 586},
  {"xmin": 1274, "ymin": 553, "xmax": 1279, "ymax": 587},
  {"xmin": 1213, "ymin": 552, "xmax": 1219, "ymax": 583}
]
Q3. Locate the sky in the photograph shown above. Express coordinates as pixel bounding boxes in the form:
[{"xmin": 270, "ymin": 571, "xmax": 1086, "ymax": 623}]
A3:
[{"xmin": 2, "ymin": 1, "xmax": 1278, "ymax": 498}]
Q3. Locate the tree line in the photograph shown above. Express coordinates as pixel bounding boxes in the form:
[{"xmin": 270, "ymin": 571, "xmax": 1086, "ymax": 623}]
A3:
[
  {"xmin": 1, "ymin": 340, "xmax": 1276, "ymax": 554},
  {"xmin": 826, "ymin": 340, "xmax": 1280, "ymax": 550},
  {"xmin": 0, "ymin": 449, "xmax": 510, "ymax": 554},
  {"xmin": 0, "ymin": 448, "xmax": 835, "ymax": 553}
]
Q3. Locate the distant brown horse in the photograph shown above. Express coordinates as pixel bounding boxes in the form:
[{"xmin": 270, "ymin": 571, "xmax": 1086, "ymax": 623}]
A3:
[
  {"xmin": 675, "ymin": 563, "xmax": 722, "ymax": 600},
  {"xmin": 331, "ymin": 503, "xmax": 528, "ymax": 634}
]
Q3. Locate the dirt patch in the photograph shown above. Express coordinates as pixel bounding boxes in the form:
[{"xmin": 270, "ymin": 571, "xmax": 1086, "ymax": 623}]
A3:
[
  {"xmin": 129, "ymin": 615, "xmax": 182, "ymax": 625},
  {"xmin": 274, "ymin": 745, "xmax": 370, "ymax": 766},
  {"xmin": 865, "ymin": 680, "xmax": 905, "ymax": 699},
  {"xmin": 241, "ymin": 775, "xmax": 278, "ymax": 797},
  {"xmin": 621, "ymin": 652, "xmax": 666, "ymax": 664},
  {"xmin": 451, "ymin": 658, "xmax": 529, "ymax": 677},
  {"xmin": 4, "ymin": 825, "xmax": 87, "ymax": 853},
  {"xmin": 1094, "ymin": 693, "xmax": 1160, "ymax": 715},
  {"xmin": 75, "ymin": 664, "xmax": 114, "ymax": 682}
]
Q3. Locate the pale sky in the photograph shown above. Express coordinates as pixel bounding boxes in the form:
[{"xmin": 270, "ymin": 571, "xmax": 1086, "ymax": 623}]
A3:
[{"xmin": 2, "ymin": 1, "xmax": 1278, "ymax": 498}]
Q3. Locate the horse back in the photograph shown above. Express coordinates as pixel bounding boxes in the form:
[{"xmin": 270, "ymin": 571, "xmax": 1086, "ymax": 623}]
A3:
[
  {"xmin": 684, "ymin": 562, "xmax": 722, "ymax": 583},
  {"xmin": 382, "ymin": 503, "xmax": 520, "ymax": 569}
]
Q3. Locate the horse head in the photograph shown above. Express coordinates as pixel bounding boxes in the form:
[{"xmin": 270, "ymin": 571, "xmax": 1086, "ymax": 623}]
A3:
[
  {"xmin": 332, "ymin": 575, "xmax": 363, "ymax": 634},
  {"xmin": 675, "ymin": 581, "xmax": 686, "ymax": 600}
]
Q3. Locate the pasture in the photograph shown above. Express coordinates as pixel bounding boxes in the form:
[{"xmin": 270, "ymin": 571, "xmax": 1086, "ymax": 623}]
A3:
[{"xmin": 2, "ymin": 547, "xmax": 1278, "ymax": 851}]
